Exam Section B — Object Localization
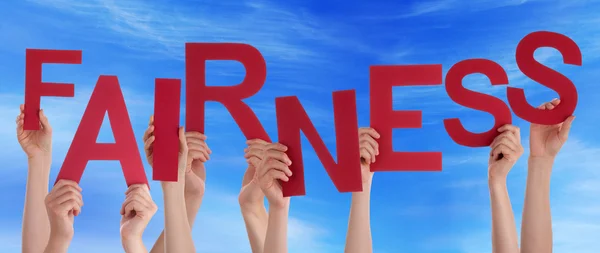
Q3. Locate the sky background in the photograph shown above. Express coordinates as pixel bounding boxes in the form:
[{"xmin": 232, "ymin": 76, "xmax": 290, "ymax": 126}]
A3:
[{"xmin": 0, "ymin": 0, "xmax": 599, "ymax": 252}]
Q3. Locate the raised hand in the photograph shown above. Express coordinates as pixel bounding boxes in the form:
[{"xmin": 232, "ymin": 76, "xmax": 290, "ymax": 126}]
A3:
[
  {"xmin": 488, "ymin": 124, "xmax": 524, "ymax": 180},
  {"xmin": 358, "ymin": 128, "xmax": 380, "ymax": 185},
  {"xmin": 241, "ymin": 139, "xmax": 269, "ymax": 207},
  {"xmin": 529, "ymin": 99, "xmax": 575, "ymax": 159},
  {"xmin": 120, "ymin": 184, "xmax": 157, "ymax": 252},
  {"xmin": 16, "ymin": 104, "xmax": 52, "ymax": 159},
  {"xmin": 184, "ymin": 132, "xmax": 210, "ymax": 197},
  {"xmin": 255, "ymin": 143, "xmax": 292, "ymax": 209},
  {"xmin": 44, "ymin": 180, "xmax": 83, "ymax": 252}
]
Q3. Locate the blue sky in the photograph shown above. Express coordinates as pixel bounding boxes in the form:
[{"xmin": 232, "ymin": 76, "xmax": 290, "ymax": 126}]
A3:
[{"xmin": 0, "ymin": 0, "xmax": 599, "ymax": 252}]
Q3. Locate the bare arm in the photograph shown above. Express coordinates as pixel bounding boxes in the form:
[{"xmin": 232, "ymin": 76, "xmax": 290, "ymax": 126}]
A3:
[
  {"xmin": 23, "ymin": 157, "xmax": 51, "ymax": 253},
  {"xmin": 17, "ymin": 106, "xmax": 53, "ymax": 253},
  {"xmin": 264, "ymin": 199, "xmax": 290, "ymax": 253},
  {"xmin": 490, "ymin": 178, "xmax": 519, "ymax": 253},
  {"xmin": 488, "ymin": 125, "xmax": 522, "ymax": 253},
  {"xmin": 520, "ymin": 157, "xmax": 553, "ymax": 253},
  {"xmin": 521, "ymin": 100, "xmax": 574, "ymax": 253},
  {"xmin": 162, "ymin": 181, "xmax": 196, "ymax": 253},
  {"xmin": 344, "ymin": 127, "xmax": 379, "ymax": 253}
]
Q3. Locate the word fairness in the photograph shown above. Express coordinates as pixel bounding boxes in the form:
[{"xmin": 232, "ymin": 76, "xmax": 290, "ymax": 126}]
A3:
[{"xmin": 22, "ymin": 31, "xmax": 581, "ymax": 197}]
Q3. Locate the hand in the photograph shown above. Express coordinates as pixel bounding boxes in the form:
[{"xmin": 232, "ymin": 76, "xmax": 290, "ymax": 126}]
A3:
[
  {"xmin": 120, "ymin": 184, "xmax": 158, "ymax": 241},
  {"xmin": 255, "ymin": 143, "xmax": 292, "ymax": 209},
  {"xmin": 16, "ymin": 104, "xmax": 52, "ymax": 159},
  {"xmin": 358, "ymin": 128, "xmax": 380, "ymax": 185},
  {"xmin": 177, "ymin": 127, "xmax": 189, "ymax": 177},
  {"xmin": 529, "ymin": 99, "xmax": 575, "ymax": 159},
  {"xmin": 488, "ymin": 125, "xmax": 524, "ymax": 180},
  {"xmin": 142, "ymin": 116, "xmax": 155, "ymax": 167},
  {"xmin": 240, "ymin": 139, "xmax": 269, "ymax": 207},
  {"xmin": 184, "ymin": 132, "xmax": 210, "ymax": 198},
  {"xmin": 45, "ymin": 180, "xmax": 83, "ymax": 240}
]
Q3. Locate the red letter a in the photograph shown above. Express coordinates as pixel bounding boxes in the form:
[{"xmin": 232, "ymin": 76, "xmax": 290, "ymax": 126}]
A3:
[{"xmin": 56, "ymin": 76, "xmax": 148, "ymax": 186}]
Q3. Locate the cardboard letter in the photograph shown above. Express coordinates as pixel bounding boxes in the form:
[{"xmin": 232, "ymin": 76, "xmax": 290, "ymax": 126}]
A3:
[
  {"xmin": 153, "ymin": 79, "xmax": 181, "ymax": 182},
  {"xmin": 185, "ymin": 43, "xmax": 270, "ymax": 141},
  {"xmin": 370, "ymin": 65, "xmax": 443, "ymax": 171},
  {"xmin": 444, "ymin": 59, "xmax": 512, "ymax": 147},
  {"xmin": 509, "ymin": 31, "xmax": 581, "ymax": 125},
  {"xmin": 56, "ymin": 76, "xmax": 148, "ymax": 186},
  {"xmin": 276, "ymin": 90, "xmax": 361, "ymax": 197},
  {"xmin": 24, "ymin": 49, "xmax": 82, "ymax": 130}
]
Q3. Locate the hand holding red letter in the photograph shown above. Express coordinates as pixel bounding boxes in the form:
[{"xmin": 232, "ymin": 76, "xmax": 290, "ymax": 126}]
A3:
[
  {"xmin": 256, "ymin": 143, "xmax": 293, "ymax": 208},
  {"xmin": 17, "ymin": 104, "xmax": 52, "ymax": 159},
  {"xmin": 120, "ymin": 184, "xmax": 157, "ymax": 251},
  {"xmin": 529, "ymin": 99, "xmax": 575, "ymax": 159},
  {"xmin": 488, "ymin": 124, "xmax": 524, "ymax": 180},
  {"xmin": 44, "ymin": 180, "xmax": 83, "ymax": 246}
]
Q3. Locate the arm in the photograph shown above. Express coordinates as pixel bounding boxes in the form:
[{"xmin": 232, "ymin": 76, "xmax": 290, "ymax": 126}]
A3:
[
  {"xmin": 264, "ymin": 199, "xmax": 290, "ymax": 253},
  {"xmin": 520, "ymin": 157, "xmax": 554, "ymax": 253},
  {"xmin": 256, "ymin": 143, "xmax": 293, "ymax": 253},
  {"xmin": 520, "ymin": 99, "xmax": 574, "ymax": 253},
  {"xmin": 17, "ymin": 106, "xmax": 53, "ymax": 253},
  {"xmin": 344, "ymin": 127, "xmax": 380, "ymax": 253},
  {"xmin": 241, "ymin": 139, "xmax": 271, "ymax": 253},
  {"xmin": 161, "ymin": 127, "xmax": 196, "ymax": 253},
  {"xmin": 23, "ymin": 156, "xmax": 51, "ymax": 253},
  {"xmin": 488, "ymin": 125, "xmax": 522, "ymax": 253},
  {"xmin": 121, "ymin": 184, "xmax": 158, "ymax": 253}
]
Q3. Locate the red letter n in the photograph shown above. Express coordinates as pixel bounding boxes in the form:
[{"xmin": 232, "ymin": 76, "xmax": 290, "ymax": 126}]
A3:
[
  {"xmin": 56, "ymin": 76, "xmax": 148, "ymax": 186},
  {"xmin": 185, "ymin": 43, "xmax": 270, "ymax": 141},
  {"xmin": 24, "ymin": 49, "xmax": 82, "ymax": 130},
  {"xmin": 370, "ymin": 65, "xmax": 442, "ymax": 171},
  {"xmin": 276, "ymin": 90, "xmax": 361, "ymax": 197}
]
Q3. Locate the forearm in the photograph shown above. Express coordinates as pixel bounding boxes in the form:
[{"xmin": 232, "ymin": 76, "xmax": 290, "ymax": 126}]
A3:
[
  {"xmin": 150, "ymin": 193, "xmax": 202, "ymax": 253},
  {"xmin": 23, "ymin": 156, "xmax": 51, "ymax": 253},
  {"xmin": 122, "ymin": 237, "xmax": 148, "ymax": 253},
  {"xmin": 489, "ymin": 178, "xmax": 519, "ymax": 253},
  {"xmin": 162, "ymin": 182, "xmax": 195, "ymax": 253},
  {"xmin": 521, "ymin": 157, "xmax": 553, "ymax": 253},
  {"xmin": 43, "ymin": 235, "xmax": 71, "ymax": 253},
  {"xmin": 264, "ymin": 199, "xmax": 290, "ymax": 253},
  {"xmin": 241, "ymin": 203, "xmax": 268, "ymax": 253},
  {"xmin": 344, "ymin": 183, "xmax": 373, "ymax": 253}
]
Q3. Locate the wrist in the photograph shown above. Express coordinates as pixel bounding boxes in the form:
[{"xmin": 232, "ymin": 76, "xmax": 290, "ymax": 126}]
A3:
[
  {"xmin": 121, "ymin": 236, "xmax": 145, "ymax": 252},
  {"xmin": 46, "ymin": 232, "xmax": 73, "ymax": 251},
  {"xmin": 269, "ymin": 197, "xmax": 290, "ymax": 210}
]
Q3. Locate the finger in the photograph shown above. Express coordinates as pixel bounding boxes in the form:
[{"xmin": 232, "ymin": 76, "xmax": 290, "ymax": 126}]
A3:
[
  {"xmin": 143, "ymin": 125, "xmax": 154, "ymax": 142},
  {"xmin": 360, "ymin": 147, "xmax": 372, "ymax": 164},
  {"xmin": 265, "ymin": 149, "xmax": 292, "ymax": 165},
  {"xmin": 49, "ymin": 185, "xmax": 82, "ymax": 201},
  {"xmin": 559, "ymin": 115, "xmax": 575, "ymax": 141},
  {"xmin": 266, "ymin": 143, "xmax": 288, "ymax": 152},
  {"xmin": 187, "ymin": 141, "xmax": 211, "ymax": 155},
  {"xmin": 148, "ymin": 115, "xmax": 154, "ymax": 126},
  {"xmin": 125, "ymin": 188, "xmax": 152, "ymax": 207},
  {"xmin": 493, "ymin": 130, "xmax": 519, "ymax": 147},
  {"xmin": 550, "ymin": 98, "xmax": 561, "ymax": 106},
  {"xmin": 60, "ymin": 199, "xmax": 82, "ymax": 215},
  {"xmin": 124, "ymin": 199, "xmax": 148, "ymax": 217},
  {"xmin": 360, "ymin": 137, "xmax": 379, "ymax": 155},
  {"xmin": 244, "ymin": 146, "xmax": 265, "ymax": 160},
  {"xmin": 20, "ymin": 104, "xmax": 25, "ymax": 113},
  {"xmin": 185, "ymin": 131, "xmax": 207, "ymax": 140},
  {"xmin": 544, "ymin": 102, "xmax": 555, "ymax": 110},
  {"xmin": 537, "ymin": 102, "xmax": 549, "ymax": 110},
  {"xmin": 189, "ymin": 150, "xmax": 208, "ymax": 162},
  {"xmin": 53, "ymin": 180, "xmax": 82, "ymax": 193},
  {"xmin": 491, "ymin": 135, "xmax": 519, "ymax": 153},
  {"xmin": 492, "ymin": 144, "xmax": 518, "ymax": 162},
  {"xmin": 497, "ymin": 125, "xmax": 521, "ymax": 143},
  {"xmin": 268, "ymin": 169, "xmax": 289, "ymax": 182},
  {"xmin": 54, "ymin": 189, "xmax": 83, "ymax": 208},
  {"xmin": 125, "ymin": 184, "xmax": 148, "ymax": 195},
  {"xmin": 144, "ymin": 136, "xmax": 155, "ymax": 151},
  {"xmin": 246, "ymin": 139, "xmax": 269, "ymax": 145},
  {"xmin": 39, "ymin": 109, "xmax": 52, "ymax": 133},
  {"xmin": 361, "ymin": 144, "xmax": 376, "ymax": 162},
  {"xmin": 266, "ymin": 159, "xmax": 293, "ymax": 177},
  {"xmin": 359, "ymin": 128, "xmax": 381, "ymax": 139},
  {"xmin": 178, "ymin": 127, "xmax": 187, "ymax": 152}
]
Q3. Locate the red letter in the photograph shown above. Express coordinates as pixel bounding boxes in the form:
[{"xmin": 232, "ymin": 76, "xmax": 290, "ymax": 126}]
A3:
[
  {"xmin": 444, "ymin": 59, "xmax": 512, "ymax": 147},
  {"xmin": 509, "ymin": 31, "xmax": 582, "ymax": 125},
  {"xmin": 56, "ymin": 76, "xmax": 148, "ymax": 186},
  {"xmin": 24, "ymin": 49, "xmax": 82, "ymax": 130},
  {"xmin": 185, "ymin": 43, "xmax": 270, "ymax": 141},
  {"xmin": 276, "ymin": 90, "xmax": 361, "ymax": 197},
  {"xmin": 370, "ymin": 65, "xmax": 442, "ymax": 171},
  {"xmin": 153, "ymin": 79, "xmax": 181, "ymax": 182}
]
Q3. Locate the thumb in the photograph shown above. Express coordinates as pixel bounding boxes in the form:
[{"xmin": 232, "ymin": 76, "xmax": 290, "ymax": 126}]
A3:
[
  {"xmin": 39, "ymin": 109, "xmax": 52, "ymax": 133},
  {"xmin": 178, "ymin": 127, "xmax": 187, "ymax": 152},
  {"xmin": 559, "ymin": 115, "xmax": 575, "ymax": 142}
]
